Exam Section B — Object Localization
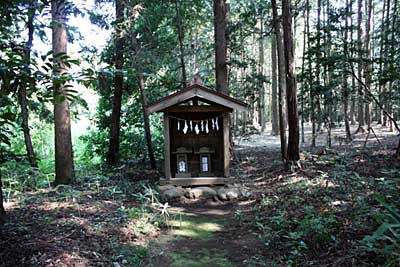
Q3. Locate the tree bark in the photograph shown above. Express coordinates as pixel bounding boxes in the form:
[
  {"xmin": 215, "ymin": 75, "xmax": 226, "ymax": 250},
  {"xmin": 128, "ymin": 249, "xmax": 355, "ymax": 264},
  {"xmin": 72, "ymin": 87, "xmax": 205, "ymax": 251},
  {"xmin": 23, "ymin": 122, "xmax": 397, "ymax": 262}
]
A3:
[
  {"xmin": 323, "ymin": 0, "xmax": 332, "ymax": 148},
  {"xmin": 175, "ymin": 0, "xmax": 187, "ymax": 88},
  {"xmin": 271, "ymin": 0, "xmax": 287, "ymax": 161},
  {"xmin": 270, "ymin": 34, "xmax": 279, "ymax": 136},
  {"xmin": 19, "ymin": 0, "xmax": 37, "ymax": 168},
  {"xmin": 356, "ymin": 0, "xmax": 365, "ymax": 132},
  {"xmin": 107, "ymin": 0, "xmax": 124, "ymax": 165},
  {"xmin": 213, "ymin": 0, "xmax": 228, "ymax": 94},
  {"xmin": 0, "ymin": 170, "xmax": 5, "ymax": 218},
  {"xmin": 382, "ymin": 0, "xmax": 391, "ymax": 127},
  {"xmin": 343, "ymin": 0, "xmax": 352, "ymax": 141},
  {"xmin": 258, "ymin": 11, "xmax": 265, "ymax": 131},
  {"xmin": 52, "ymin": 0, "xmax": 74, "ymax": 184},
  {"xmin": 364, "ymin": 0, "xmax": 372, "ymax": 127},
  {"xmin": 377, "ymin": 0, "xmax": 386, "ymax": 125},
  {"xmin": 349, "ymin": 0, "xmax": 356, "ymax": 125},
  {"xmin": 139, "ymin": 73, "xmax": 156, "ymax": 169},
  {"xmin": 300, "ymin": 1, "xmax": 307, "ymax": 144},
  {"xmin": 282, "ymin": 0, "xmax": 300, "ymax": 165},
  {"xmin": 277, "ymin": 27, "xmax": 288, "ymax": 130},
  {"xmin": 387, "ymin": 0, "xmax": 397, "ymax": 132},
  {"xmin": 305, "ymin": 0, "xmax": 316, "ymax": 146}
]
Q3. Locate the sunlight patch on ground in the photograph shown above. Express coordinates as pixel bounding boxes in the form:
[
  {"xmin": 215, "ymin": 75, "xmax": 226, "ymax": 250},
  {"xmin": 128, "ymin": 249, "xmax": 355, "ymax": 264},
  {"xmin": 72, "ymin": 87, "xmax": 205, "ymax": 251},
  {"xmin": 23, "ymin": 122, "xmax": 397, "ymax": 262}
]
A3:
[
  {"xmin": 169, "ymin": 214, "xmax": 223, "ymax": 240},
  {"xmin": 169, "ymin": 248, "xmax": 233, "ymax": 267}
]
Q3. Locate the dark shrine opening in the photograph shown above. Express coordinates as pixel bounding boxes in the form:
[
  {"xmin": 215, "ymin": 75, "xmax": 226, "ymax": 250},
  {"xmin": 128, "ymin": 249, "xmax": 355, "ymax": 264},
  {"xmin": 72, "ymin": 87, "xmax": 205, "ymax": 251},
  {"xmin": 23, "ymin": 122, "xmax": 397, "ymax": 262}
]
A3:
[{"xmin": 169, "ymin": 111, "xmax": 224, "ymax": 178}]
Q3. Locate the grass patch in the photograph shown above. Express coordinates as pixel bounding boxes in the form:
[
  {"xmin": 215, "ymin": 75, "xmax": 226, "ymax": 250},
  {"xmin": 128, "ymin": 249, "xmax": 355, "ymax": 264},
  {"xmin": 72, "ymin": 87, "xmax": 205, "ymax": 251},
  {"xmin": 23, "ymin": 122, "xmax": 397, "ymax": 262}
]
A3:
[
  {"xmin": 170, "ymin": 248, "xmax": 233, "ymax": 267},
  {"xmin": 169, "ymin": 213, "xmax": 224, "ymax": 240}
]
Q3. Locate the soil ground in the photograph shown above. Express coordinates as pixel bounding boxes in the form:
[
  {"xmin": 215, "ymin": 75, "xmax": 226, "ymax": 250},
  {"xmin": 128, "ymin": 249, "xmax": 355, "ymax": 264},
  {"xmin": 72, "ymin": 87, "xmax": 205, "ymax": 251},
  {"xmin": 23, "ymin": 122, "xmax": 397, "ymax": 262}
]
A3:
[{"xmin": 0, "ymin": 122, "xmax": 399, "ymax": 267}]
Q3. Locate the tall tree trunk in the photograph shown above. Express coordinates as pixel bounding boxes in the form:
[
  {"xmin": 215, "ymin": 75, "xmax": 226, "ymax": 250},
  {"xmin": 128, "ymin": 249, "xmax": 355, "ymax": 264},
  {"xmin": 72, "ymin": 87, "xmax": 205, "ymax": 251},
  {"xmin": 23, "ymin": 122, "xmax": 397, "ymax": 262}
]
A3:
[
  {"xmin": 349, "ymin": 0, "xmax": 356, "ymax": 125},
  {"xmin": 139, "ymin": 73, "xmax": 156, "ymax": 169},
  {"xmin": 382, "ymin": 0, "xmax": 391, "ymax": 127},
  {"xmin": 0, "ymin": 170, "xmax": 5, "ymax": 218},
  {"xmin": 300, "ymin": 2, "xmax": 307, "ymax": 144},
  {"xmin": 343, "ymin": 0, "xmax": 352, "ymax": 141},
  {"xmin": 356, "ymin": 0, "xmax": 365, "ymax": 132},
  {"xmin": 364, "ymin": 0, "xmax": 372, "ymax": 127},
  {"xmin": 323, "ymin": 0, "xmax": 332, "ymax": 148},
  {"xmin": 258, "ymin": 11, "xmax": 265, "ymax": 131},
  {"xmin": 271, "ymin": 33, "xmax": 279, "ymax": 136},
  {"xmin": 19, "ymin": 0, "xmax": 37, "ymax": 168},
  {"xmin": 377, "ymin": 0, "xmax": 386, "ymax": 125},
  {"xmin": 107, "ymin": 0, "xmax": 124, "ymax": 165},
  {"xmin": 315, "ymin": 0, "xmax": 323, "ymax": 133},
  {"xmin": 388, "ymin": 0, "xmax": 397, "ymax": 132},
  {"xmin": 271, "ymin": 0, "xmax": 287, "ymax": 161},
  {"xmin": 175, "ymin": 0, "xmax": 187, "ymax": 87},
  {"xmin": 282, "ymin": 0, "xmax": 300, "ymax": 165},
  {"xmin": 213, "ymin": 0, "xmax": 228, "ymax": 94},
  {"xmin": 278, "ymin": 27, "xmax": 288, "ymax": 131},
  {"xmin": 306, "ymin": 0, "xmax": 316, "ymax": 146},
  {"xmin": 52, "ymin": 0, "xmax": 74, "ymax": 184}
]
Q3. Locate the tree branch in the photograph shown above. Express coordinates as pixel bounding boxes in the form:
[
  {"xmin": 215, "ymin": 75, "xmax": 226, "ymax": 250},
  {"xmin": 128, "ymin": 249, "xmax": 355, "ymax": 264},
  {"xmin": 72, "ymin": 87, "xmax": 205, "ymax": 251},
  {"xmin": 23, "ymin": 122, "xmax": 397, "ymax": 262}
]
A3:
[{"xmin": 344, "ymin": 47, "xmax": 400, "ymax": 133}]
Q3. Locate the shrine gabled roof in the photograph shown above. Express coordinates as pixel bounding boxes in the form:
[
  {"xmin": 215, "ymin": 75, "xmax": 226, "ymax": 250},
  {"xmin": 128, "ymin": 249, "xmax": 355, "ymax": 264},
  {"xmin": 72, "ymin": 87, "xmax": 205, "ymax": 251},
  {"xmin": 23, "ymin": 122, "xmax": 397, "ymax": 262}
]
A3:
[{"xmin": 146, "ymin": 83, "xmax": 248, "ymax": 114}]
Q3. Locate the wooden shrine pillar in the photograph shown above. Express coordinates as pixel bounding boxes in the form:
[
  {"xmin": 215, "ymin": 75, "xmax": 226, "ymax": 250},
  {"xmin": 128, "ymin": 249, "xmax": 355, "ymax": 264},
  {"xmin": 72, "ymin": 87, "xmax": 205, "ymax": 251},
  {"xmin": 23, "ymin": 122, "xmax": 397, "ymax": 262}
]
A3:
[
  {"xmin": 163, "ymin": 112, "xmax": 171, "ymax": 179},
  {"xmin": 223, "ymin": 112, "xmax": 230, "ymax": 177}
]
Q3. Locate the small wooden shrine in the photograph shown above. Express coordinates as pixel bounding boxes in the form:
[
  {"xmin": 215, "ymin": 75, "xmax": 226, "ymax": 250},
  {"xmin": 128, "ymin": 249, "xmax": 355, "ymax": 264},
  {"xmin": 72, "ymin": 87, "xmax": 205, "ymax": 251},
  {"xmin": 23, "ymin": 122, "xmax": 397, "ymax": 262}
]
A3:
[{"xmin": 146, "ymin": 82, "xmax": 247, "ymax": 186}]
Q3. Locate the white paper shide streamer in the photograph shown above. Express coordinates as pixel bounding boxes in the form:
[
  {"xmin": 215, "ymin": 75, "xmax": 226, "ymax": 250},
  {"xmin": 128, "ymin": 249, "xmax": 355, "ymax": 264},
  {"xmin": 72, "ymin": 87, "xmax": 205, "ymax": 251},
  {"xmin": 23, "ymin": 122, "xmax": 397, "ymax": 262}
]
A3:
[{"xmin": 171, "ymin": 115, "xmax": 222, "ymax": 135}]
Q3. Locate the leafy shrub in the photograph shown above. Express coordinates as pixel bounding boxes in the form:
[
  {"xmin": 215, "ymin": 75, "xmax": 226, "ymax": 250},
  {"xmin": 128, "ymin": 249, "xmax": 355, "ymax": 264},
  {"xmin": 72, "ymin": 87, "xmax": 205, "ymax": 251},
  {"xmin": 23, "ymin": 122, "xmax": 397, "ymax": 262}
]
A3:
[{"xmin": 361, "ymin": 195, "xmax": 400, "ymax": 267}]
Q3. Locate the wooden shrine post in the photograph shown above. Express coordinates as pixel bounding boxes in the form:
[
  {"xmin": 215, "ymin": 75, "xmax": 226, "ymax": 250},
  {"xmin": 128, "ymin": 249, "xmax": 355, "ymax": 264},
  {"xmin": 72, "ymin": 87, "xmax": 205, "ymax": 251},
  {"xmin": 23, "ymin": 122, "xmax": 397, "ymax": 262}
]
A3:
[{"xmin": 163, "ymin": 112, "xmax": 171, "ymax": 180}]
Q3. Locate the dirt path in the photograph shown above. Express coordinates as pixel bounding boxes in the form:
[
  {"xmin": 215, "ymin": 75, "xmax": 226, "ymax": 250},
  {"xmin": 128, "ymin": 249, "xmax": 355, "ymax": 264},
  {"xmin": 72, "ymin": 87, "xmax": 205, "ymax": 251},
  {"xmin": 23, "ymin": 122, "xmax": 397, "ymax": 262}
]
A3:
[{"xmin": 149, "ymin": 201, "xmax": 264, "ymax": 267}]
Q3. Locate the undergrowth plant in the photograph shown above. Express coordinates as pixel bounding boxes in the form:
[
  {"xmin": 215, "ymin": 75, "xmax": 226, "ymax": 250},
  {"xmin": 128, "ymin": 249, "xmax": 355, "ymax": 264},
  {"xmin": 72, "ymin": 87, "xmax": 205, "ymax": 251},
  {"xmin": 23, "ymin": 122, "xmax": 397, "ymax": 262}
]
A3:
[
  {"xmin": 360, "ymin": 194, "xmax": 400, "ymax": 267},
  {"xmin": 124, "ymin": 182, "xmax": 174, "ymax": 237}
]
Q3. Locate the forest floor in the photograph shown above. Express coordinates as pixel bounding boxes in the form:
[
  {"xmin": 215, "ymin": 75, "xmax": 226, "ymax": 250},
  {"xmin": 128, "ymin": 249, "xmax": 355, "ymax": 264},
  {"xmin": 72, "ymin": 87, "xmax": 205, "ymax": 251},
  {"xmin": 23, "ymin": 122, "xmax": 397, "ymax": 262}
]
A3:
[{"xmin": 0, "ymin": 123, "xmax": 399, "ymax": 267}]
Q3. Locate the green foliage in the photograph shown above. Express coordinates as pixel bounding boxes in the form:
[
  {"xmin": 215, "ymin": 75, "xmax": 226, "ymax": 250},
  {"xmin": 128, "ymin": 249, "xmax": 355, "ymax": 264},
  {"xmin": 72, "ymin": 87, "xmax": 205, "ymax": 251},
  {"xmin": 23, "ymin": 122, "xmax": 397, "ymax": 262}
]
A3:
[
  {"xmin": 361, "ymin": 195, "xmax": 400, "ymax": 267},
  {"xmin": 169, "ymin": 248, "xmax": 233, "ymax": 267},
  {"xmin": 1, "ymin": 161, "xmax": 54, "ymax": 200},
  {"xmin": 111, "ymin": 244, "xmax": 149, "ymax": 267}
]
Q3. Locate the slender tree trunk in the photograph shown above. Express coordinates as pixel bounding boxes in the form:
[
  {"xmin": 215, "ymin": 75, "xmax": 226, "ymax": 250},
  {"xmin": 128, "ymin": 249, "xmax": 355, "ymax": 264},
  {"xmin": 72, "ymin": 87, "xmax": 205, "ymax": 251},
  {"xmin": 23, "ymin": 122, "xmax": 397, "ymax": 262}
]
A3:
[
  {"xmin": 377, "ymin": 0, "xmax": 386, "ymax": 125},
  {"xmin": 306, "ymin": 0, "xmax": 316, "ymax": 146},
  {"xmin": 356, "ymin": 0, "xmax": 365, "ymax": 132},
  {"xmin": 323, "ymin": 0, "xmax": 332, "ymax": 148},
  {"xmin": 214, "ymin": 0, "xmax": 228, "ymax": 94},
  {"xmin": 349, "ymin": 0, "xmax": 356, "ymax": 125},
  {"xmin": 107, "ymin": 0, "xmax": 124, "ymax": 165},
  {"xmin": 139, "ymin": 73, "xmax": 156, "ymax": 169},
  {"xmin": 300, "ymin": 3, "xmax": 307, "ymax": 144},
  {"xmin": 314, "ymin": 0, "xmax": 323, "ymax": 137},
  {"xmin": 242, "ymin": 51, "xmax": 247, "ymax": 135},
  {"xmin": 382, "ymin": 0, "xmax": 391, "ymax": 127},
  {"xmin": 175, "ymin": 0, "xmax": 187, "ymax": 87},
  {"xmin": 0, "ymin": 170, "xmax": 5, "ymax": 218},
  {"xmin": 271, "ymin": 0, "xmax": 287, "ymax": 160},
  {"xmin": 388, "ymin": 0, "xmax": 397, "ymax": 132},
  {"xmin": 271, "ymin": 34, "xmax": 279, "ymax": 136},
  {"xmin": 258, "ymin": 11, "xmax": 265, "ymax": 131},
  {"xmin": 19, "ymin": 0, "xmax": 37, "ymax": 168},
  {"xmin": 282, "ymin": 0, "xmax": 300, "ymax": 165},
  {"xmin": 278, "ymin": 28, "xmax": 288, "ymax": 130},
  {"xmin": 52, "ymin": 0, "xmax": 74, "ymax": 184},
  {"xmin": 364, "ymin": 0, "xmax": 372, "ymax": 127},
  {"xmin": 343, "ymin": 0, "xmax": 352, "ymax": 141}
]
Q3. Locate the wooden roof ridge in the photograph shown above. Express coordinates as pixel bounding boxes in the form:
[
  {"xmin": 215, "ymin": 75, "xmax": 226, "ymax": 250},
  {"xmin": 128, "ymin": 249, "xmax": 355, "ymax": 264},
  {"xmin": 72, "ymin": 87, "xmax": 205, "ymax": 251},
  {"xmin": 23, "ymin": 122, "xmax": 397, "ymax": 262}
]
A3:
[{"xmin": 146, "ymin": 83, "xmax": 247, "ymax": 113}]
